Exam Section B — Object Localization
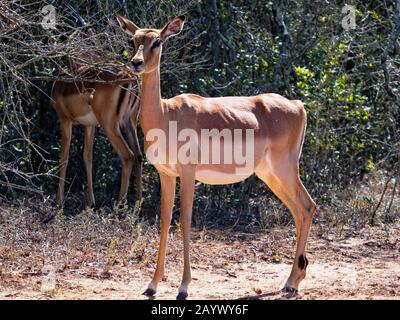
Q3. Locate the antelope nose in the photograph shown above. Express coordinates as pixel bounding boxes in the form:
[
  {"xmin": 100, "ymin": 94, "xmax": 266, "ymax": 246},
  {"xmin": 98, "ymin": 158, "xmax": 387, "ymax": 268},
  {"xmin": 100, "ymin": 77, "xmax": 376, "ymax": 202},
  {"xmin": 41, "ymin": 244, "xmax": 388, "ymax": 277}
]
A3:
[{"xmin": 131, "ymin": 59, "xmax": 143, "ymax": 68}]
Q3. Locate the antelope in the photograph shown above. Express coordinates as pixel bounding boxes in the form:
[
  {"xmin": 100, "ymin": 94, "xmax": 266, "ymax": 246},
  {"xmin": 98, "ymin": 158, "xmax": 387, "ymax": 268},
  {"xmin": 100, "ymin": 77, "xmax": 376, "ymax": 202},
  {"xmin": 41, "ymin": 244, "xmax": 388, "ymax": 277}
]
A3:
[
  {"xmin": 51, "ymin": 60, "xmax": 143, "ymax": 208},
  {"xmin": 116, "ymin": 14, "xmax": 316, "ymax": 299}
]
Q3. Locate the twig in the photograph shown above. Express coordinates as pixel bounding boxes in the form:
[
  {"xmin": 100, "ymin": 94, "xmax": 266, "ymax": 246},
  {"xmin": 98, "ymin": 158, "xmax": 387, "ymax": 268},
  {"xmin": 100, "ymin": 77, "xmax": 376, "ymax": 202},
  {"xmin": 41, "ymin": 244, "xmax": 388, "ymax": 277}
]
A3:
[{"xmin": 370, "ymin": 177, "xmax": 392, "ymax": 225}]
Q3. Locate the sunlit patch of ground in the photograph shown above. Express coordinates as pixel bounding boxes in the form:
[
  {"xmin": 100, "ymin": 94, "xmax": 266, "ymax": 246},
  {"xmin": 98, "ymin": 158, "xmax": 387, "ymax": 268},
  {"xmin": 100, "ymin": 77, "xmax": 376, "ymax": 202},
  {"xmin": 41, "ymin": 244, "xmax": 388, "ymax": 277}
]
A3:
[{"xmin": 0, "ymin": 205, "xmax": 399, "ymax": 300}]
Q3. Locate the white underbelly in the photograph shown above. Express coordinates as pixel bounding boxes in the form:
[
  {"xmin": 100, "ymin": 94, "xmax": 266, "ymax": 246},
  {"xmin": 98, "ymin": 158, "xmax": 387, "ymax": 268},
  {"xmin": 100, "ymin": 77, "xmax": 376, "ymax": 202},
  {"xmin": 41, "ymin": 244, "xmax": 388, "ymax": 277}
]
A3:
[
  {"xmin": 76, "ymin": 112, "xmax": 98, "ymax": 126},
  {"xmin": 195, "ymin": 169, "xmax": 252, "ymax": 185},
  {"xmin": 152, "ymin": 163, "xmax": 253, "ymax": 185}
]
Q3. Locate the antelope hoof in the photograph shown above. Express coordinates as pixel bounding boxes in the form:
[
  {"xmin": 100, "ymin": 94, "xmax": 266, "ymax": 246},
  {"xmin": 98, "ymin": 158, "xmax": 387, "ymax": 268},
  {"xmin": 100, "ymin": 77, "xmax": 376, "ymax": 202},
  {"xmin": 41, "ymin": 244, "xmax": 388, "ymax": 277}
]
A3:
[
  {"xmin": 143, "ymin": 288, "xmax": 156, "ymax": 297},
  {"xmin": 176, "ymin": 291, "xmax": 188, "ymax": 300},
  {"xmin": 282, "ymin": 286, "xmax": 298, "ymax": 298},
  {"xmin": 86, "ymin": 202, "xmax": 95, "ymax": 209}
]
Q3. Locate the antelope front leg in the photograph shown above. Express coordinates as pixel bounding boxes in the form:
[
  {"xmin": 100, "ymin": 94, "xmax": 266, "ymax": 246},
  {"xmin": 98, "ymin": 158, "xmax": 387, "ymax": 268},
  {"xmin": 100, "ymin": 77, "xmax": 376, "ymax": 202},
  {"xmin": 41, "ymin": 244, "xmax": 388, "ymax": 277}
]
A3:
[
  {"xmin": 83, "ymin": 125, "xmax": 96, "ymax": 208},
  {"xmin": 102, "ymin": 125, "xmax": 133, "ymax": 203},
  {"xmin": 177, "ymin": 166, "xmax": 196, "ymax": 300},
  {"xmin": 56, "ymin": 120, "xmax": 72, "ymax": 208},
  {"xmin": 127, "ymin": 117, "xmax": 143, "ymax": 202},
  {"xmin": 144, "ymin": 173, "xmax": 176, "ymax": 297}
]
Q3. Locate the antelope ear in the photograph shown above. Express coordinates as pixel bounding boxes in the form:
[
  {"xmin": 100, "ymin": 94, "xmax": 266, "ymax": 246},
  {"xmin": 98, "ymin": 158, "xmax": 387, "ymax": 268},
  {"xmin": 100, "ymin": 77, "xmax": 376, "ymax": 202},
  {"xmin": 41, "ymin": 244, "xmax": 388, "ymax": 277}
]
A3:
[
  {"xmin": 116, "ymin": 14, "xmax": 140, "ymax": 36},
  {"xmin": 160, "ymin": 15, "xmax": 186, "ymax": 41}
]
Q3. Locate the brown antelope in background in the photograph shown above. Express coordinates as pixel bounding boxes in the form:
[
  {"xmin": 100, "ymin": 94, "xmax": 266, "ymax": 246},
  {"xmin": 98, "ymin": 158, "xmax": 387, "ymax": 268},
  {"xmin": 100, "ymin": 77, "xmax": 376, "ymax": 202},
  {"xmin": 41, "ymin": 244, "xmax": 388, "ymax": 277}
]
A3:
[
  {"xmin": 116, "ymin": 14, "xmax": 316, "ymax": 299},
  {"xmin": 51, "ymin": 61, "xmax": 142, "ymax": 208}
]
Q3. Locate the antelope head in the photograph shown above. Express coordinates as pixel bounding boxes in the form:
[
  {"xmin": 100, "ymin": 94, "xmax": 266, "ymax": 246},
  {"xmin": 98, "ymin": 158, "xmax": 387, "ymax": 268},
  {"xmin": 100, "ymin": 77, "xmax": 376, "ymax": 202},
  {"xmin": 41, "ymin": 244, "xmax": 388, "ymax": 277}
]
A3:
[{"xmin": 116, "ymin": 15, "xmax": 185, "ymax": 74}]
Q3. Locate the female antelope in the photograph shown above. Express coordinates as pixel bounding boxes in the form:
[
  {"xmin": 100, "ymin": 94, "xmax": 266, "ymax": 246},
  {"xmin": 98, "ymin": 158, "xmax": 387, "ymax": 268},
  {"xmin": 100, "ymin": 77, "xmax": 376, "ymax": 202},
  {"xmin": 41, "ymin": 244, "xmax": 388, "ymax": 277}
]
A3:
[
  {"xmin": 116, "ymin": 14, "xmax": 316, "ymax": 299},
  {"xmin": 52, "ymin": 62, "xmax": 142, "ymax": 208}
]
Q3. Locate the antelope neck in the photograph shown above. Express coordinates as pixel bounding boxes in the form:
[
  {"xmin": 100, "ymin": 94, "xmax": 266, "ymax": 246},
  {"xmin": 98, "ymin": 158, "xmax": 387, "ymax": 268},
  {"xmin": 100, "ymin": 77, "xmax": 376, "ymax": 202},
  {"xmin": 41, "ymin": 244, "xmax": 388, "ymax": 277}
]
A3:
[{"xmin": 140, "ymin": 67, "xmax": 164, "ymax": 134}]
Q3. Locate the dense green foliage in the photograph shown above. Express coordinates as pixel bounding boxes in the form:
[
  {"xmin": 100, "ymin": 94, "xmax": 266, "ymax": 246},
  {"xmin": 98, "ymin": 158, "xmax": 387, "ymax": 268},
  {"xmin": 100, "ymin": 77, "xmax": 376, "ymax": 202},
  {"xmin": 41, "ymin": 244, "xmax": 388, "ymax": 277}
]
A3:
[{"xmin": 1, "ymin": 0, "xmax": 399, "ymax": 227}]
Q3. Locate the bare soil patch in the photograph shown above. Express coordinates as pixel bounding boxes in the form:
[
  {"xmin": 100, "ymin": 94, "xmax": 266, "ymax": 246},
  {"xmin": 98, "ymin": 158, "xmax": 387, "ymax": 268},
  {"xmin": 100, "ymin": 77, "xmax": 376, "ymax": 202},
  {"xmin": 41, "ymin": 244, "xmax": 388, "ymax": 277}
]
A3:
[{"xmin": 0, "ymin": 206, "xmax": 398, "ymax": 300}]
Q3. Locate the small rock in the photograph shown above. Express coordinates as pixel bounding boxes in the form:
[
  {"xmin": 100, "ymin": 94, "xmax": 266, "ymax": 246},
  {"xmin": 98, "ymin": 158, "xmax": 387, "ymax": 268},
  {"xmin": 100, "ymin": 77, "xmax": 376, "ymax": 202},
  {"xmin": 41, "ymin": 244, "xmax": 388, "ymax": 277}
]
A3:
[{"xmin": 252, "ymin": 287, "xmax": 262, "ymax": 294}]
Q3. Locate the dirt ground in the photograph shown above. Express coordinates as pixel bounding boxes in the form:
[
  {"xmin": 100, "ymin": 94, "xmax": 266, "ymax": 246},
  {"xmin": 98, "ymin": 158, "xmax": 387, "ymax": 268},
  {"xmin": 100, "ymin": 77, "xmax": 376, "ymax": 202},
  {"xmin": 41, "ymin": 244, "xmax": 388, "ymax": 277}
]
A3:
[{"xmin": 0, "ymin": 220, "xmax": 399, "ymax": 300}]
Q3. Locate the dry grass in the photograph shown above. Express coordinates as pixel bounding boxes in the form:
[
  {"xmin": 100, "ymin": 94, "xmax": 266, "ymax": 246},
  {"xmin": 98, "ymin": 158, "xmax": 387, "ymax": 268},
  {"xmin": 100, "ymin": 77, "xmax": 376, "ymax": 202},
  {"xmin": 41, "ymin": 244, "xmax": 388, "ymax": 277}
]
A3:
[
  {"xmin": 315, "ymin": 171, "xmax": 400, "ymax": 236},
  {"xmin": 0, "ymin": 202, "xmax": 154, "ymax": 289},
  {"xmin": 0, "ymin": 201, "xmax": 398, "ymax": 299},
  {"xmin": 0, "ymin": 171, "xmax": 398, "ymax": 299}
]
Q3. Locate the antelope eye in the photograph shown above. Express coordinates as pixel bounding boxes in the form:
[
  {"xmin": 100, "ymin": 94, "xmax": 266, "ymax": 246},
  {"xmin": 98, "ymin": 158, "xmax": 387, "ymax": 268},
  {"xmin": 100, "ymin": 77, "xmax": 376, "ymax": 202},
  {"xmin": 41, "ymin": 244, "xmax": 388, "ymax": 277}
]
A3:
[
  {"xmin": 129, "ymin": 38, "xmax": 136, "ymax": 48},
  {"xmin": 151, "ymin": 38, "xmax": 161, "ymax": 49}
]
